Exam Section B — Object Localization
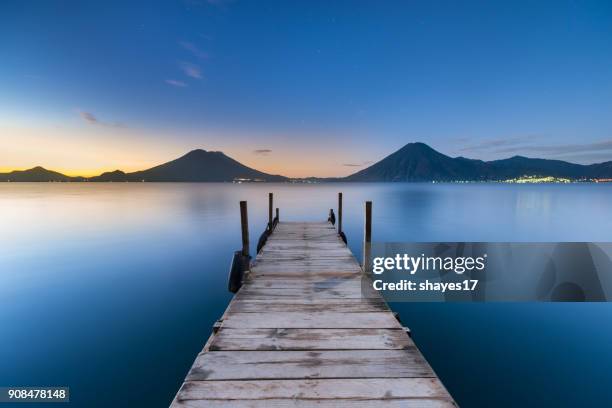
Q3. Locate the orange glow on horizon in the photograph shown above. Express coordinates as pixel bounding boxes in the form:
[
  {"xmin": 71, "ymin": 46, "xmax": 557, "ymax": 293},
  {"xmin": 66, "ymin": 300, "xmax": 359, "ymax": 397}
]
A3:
[
  {"xmin": 0, "ymin": 123, "xmax": 370, "ymax": 179},
  {"xmin": 0, "ymin": 155, "xmax": 363, "ymax": 179}
]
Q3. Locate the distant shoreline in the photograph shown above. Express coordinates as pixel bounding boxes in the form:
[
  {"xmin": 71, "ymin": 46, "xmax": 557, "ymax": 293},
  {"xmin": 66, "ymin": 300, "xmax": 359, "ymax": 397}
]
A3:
[
  {"xmin": 3, "ymin": 179, "xmax": 611, "ymax": 184},
  {"xmin": 2, "ymin": 143, "xmax": 611, "ymax": 183}
]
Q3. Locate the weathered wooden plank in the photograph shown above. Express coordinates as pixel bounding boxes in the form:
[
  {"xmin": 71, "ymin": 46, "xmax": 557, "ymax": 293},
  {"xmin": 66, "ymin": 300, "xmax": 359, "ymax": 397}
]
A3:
[
  {"xmin": 249, "ymin": 271, "xmax": 361, "ymax": 278},
  {"xmin": 253, "ymin": 263, "xmax": 355, "ymax": 268},
  {"xmin": 253, "ymin": 259, "xmax": 352, "ymax": 264},
  {"xmin": 258, "ymin": 253, "xmax": 349, "ymax": 258},
  {"xmin": 259, "ymin": 248, "xmax": 348, "ymax": 254},
  {"xmin": 235, "ymin": 285, "xmax": 368, "ymax": 298},
  {"xmin": 255, "ymin": 255, "xmax": 354, "ymax": 262},
  {"xmin": 208, "ymin": 328, "xmax": 411, "ymax": 351},
  {"xmin": 241, "ymin": 273, "xmax": 362, "ymax": 283},
  {"xmin": 271, "ymin": 230, "xmax": 337, "ymax": 233},
  {"xmin": 267, "ymin": 236, "xmax": 340, "ymax": 241},
  {"xmin": 173, "ymin": 399, "xmax": 456, "ymax": 408},
  {"xmin": 176, "ymin": 378, "xmax": 451, "ymax": 400},
  {"xmin": 244, "ymin": 275, "xmax": 363, "ymax": 283},
  {"xmin": 250, "ymin": 264, "xmax": 360, "ymax": 271},
  {"xmin": 251, "ymin": 262, "xmax": 359, "ymax": 269},
  {"xmin": 261, "ymin": 244, "xmax": 347, "ymax": 250},
  {"xmin": 248, "ymin": 270, "xmax": 361, "ymax": 277},
  {"xmin": 253, "ymin": 259, "xmax": 354, "ymax": 263},
  {"xmin": 228, "ymin": 299, "xmax": 388, "ymax": 313},
  {"xmin": 185, "ymin": 350, "xmax": 433, "ymax": 380},
  {"xmin": 255, "ymin": 259, "xmax": 352, "ymax": 264},
  {"xmin": 230, "ymin": 295, "xmax": 385, "ymax": 304},
  {"xmin": 221, "ymin": 312, "xmax": 401, "ymax": 329},
  {"xmin": 243, "ymin": 278, "xmax": 364, "ymax": 290}
]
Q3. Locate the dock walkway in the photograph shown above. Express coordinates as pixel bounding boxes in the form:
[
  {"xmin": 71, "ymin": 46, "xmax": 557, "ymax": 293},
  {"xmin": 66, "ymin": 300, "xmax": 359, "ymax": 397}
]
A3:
[{"xmin": 171, "ymin": 221, "xmax": 456, "ymax": 407}]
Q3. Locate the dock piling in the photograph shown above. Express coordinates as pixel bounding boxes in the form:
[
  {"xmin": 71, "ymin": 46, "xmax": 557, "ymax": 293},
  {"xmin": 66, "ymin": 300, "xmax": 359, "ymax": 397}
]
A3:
[
  {"xmin": 240, "ymin": 200, "xmax": 249, "ymax": 258},
  {"xmin": 363, "ymin": 200, "xmax": 372, "ymax": 271},
  {"xmin": 228, "ymin": 200, "xmax": 251, "ymax": 293},
  {"xmin": 338, "ymin": 192, "xmax": 343, "ymax": 234},
  {"xmin": 268, "ymin": 193, "xmax": 273, "ymax": 228},
  {"xmin": 338, "ymin": 193, "xmax": 347, "ymax": 244}
]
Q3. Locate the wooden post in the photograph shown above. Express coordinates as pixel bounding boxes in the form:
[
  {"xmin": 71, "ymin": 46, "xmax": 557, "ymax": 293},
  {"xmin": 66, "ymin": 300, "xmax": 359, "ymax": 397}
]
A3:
[
  {"xmin": 268, "ymin": 193, "xmax": 273, "ymax": 228},
  {"xmin": 240, "ymin": 201, "xmax": 249, "ymax": 257},
  {"xmin": 364, "ymin": 201, "xmax": 372, "ymax": 243},
  {"xmin": 363, "ymin": 201, "xmax": 372, "ymax": 272},
  {"xmin": 338, "ymin": 192, "xmax": 343, "ymax": 234}
]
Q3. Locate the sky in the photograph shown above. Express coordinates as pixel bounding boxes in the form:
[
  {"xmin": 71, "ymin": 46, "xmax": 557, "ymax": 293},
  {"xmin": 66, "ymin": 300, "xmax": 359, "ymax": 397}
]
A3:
[{"xmin": 1, "ymin": 0, "xmax": 612, "ymax": 177}]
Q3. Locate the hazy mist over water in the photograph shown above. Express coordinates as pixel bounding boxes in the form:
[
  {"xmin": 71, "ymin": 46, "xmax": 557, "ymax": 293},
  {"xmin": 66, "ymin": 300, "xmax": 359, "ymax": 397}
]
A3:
[{"xmin": 1, "ymin": 183, "xmax": 612, "ymax": 407}]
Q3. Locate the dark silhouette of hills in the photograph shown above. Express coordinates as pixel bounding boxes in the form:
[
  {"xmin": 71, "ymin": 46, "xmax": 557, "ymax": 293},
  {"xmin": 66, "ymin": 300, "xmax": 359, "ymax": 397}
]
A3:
[
  {"xmin": 91, "ymin": 170, "xmax": 129, "ymax": 182},
  {"xmin": 0, "ymin": 166, "xmax": 84, "ymax": 182},
  {"xmin": 89, "ymin": 149, "xmax": 287, "ymax": 182},
  {"xmin": 345, "ymin": 142, "xmax": 612, "ymax": 181},
  {"xmin": 2, "ymin": 144, "xmax": 611, "ymax": 182},
  {"xmin": 345, "ymin": 143, "xmax": 483, "ymax": 181}
]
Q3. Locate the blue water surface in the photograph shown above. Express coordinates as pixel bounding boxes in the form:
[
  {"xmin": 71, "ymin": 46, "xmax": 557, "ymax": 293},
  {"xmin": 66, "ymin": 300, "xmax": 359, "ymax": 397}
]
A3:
[{"xmin": 1, "ymin": 183, "xmax": 611, "ymax": 407}]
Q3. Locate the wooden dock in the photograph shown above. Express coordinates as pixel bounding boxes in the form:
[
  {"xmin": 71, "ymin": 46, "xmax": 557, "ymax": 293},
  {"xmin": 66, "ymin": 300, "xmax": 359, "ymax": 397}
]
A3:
[{"xmin": 171, "ymin": 197, "xmax": 456, "ymax": 407}]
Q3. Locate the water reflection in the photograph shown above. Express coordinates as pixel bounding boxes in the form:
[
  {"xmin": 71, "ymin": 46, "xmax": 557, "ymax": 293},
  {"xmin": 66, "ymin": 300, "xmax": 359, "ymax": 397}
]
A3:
[{"xmin": 1, "ymin": 182, "xmax": 611, "ymax": 407}]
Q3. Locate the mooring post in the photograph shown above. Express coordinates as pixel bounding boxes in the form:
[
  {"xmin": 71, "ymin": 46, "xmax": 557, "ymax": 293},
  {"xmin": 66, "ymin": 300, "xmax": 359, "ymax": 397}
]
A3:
[
  {"xmin": 240, "ymin": 201, "xmax": 249, "ymax": 258},
  {"xmin": 268, "ymin": 193, "xmax": 273, "ymax": 228},
  {"xmin": 363, "ymin": 201, "xmax": 372, "ymax": 272},
  {"xmin": 228, "ymin": 201, "xmax": 250, "ymax": 293},
  {"xmin": 338, "ymin": 192, "xmax": 343, "ymax": 234}
]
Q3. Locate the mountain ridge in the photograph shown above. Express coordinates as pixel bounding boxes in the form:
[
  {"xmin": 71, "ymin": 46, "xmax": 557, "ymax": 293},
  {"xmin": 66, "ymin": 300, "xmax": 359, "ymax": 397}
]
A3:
[
  {"xmin": 1, "ymin": 143, "xmax": 611, "ymax": 182},
  {"xmin": 345, "ymin": 142, "xmax": 612, "ymax": 181},
  {"xmin": 0, "ymin": 166, "xmax": 85, "ymax": 182},
  {"xmin": 88, "ymin": 149, "xmax": 287, "ymax": 182}
]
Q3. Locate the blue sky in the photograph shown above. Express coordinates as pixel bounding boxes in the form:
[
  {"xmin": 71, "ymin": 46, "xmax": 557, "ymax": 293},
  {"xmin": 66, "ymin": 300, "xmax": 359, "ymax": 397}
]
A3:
[{"xmin": 1, "ymin": 0, "xmax": 612, "ymax": 176}]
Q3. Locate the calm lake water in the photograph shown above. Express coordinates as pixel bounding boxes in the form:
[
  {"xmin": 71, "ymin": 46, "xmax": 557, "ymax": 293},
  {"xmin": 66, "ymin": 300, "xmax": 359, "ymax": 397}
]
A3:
[{"xmin": 1, "ymin": 183, "xmax": 612, "ymax": 407}]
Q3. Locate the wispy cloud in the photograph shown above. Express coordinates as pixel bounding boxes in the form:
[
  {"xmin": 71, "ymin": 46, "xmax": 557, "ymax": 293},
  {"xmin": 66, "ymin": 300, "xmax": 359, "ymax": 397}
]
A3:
[
  {"xmin": 495, "ymin": 139, "xmax": 612, "ymax": 154},
  {"xmin": 460, "ymin": 136, "xmax": 536, "ymax": 152},
  {"xmin": 493, "ymin": 139, "xmax": 612, "ymax": 155},
  {"xmin": 79, "ymin": 111, "xmax": 98, "ymax": 125},
  {"xmin": 342, "ymin": 161, "xmax": 372, "ymax": 167},
  {"xmin": 165, "ymin": 79, "xmax": 187, "ymax": 87},
  {"xmin": 179, "ymin": 62, "xmax": 202, "ymax": 79},
  {"xmin": 78, "ymin": 111, "xmax": 125, "ymax": 128},
  {"xmin": 253, "ymin": 149, "xmax": 272, "ymax": 155},
  {"xmin": 555, "ymin": 152, "xmax": 612, "ymax": 163},
  {"xmin": 179, "ymin": 41, "xmax": 208, "ymax": 59},
  {"xmin": 459, "ymin": 136, "xmax": 612, "ymax": 163}
]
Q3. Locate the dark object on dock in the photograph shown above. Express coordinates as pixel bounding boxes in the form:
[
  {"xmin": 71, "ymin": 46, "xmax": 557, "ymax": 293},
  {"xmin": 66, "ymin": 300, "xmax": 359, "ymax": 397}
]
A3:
[
  {"xmin": 256, "ymin": 228, "xmax": 270, "ymax": 254},
  {"xmin": 272, "ymin": 208, "xmax": 279, "ymax": 229},
  {"xmin": 328, "ymin": 208, "xmax": 335, "ymax": 225},
  {"xmin": 339, "ymin": 230, "xmax": 347, "ymax": 245},
  {"xmin": 227, "ymin": 250, "xmax": 250, "ymax": 293}
]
